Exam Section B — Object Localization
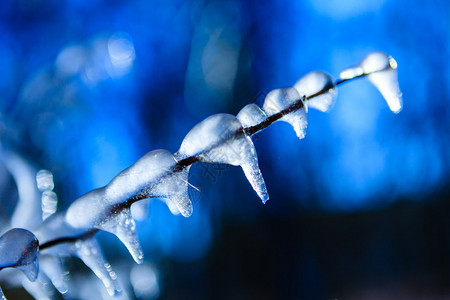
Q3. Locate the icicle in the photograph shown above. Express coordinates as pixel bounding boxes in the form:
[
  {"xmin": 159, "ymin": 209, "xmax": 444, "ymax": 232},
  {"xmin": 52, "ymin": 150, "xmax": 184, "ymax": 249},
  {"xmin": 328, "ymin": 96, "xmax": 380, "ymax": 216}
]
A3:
[
  {"xmin": 39, "ymin": 256, "xmax": 69, "ymax": 295},
  {"xmin": 176, "ymin": 114, "xmax": 268, "ymax": 203},
  {"xmin": 340, "ymin": 51, "xmax": 403, "ymax": 113},
  {"xmin": 21, "ymin": 272, "xmax": 54, "ymax": 300},
  {"xmin": 36, "ymin": 213, "xmax": 122, "ymax": 296},
  {"xmin": 74, "ymin": 237, "xmax": 122, "ymax": 296},
  {"xmin": 97, "ymin": 208, "xmax": 144, "ymax": 264},
  {"xmin": 294, "ymin": 71, "xmax": 337, "ymax": 112},
  {"xmin": 262, "ymin": 88, "xmax": 308, "ymax": 139},
  {"xmin": 0, "ymin": 287, "xmax": 5, "ymax": 300},
  {"xmin": 0, "ymin": 228, "xmax": 39, "ymax": 282},
  {"xmin": 236, "ymin": 103, "xmax": 267, "ymax": 128}
]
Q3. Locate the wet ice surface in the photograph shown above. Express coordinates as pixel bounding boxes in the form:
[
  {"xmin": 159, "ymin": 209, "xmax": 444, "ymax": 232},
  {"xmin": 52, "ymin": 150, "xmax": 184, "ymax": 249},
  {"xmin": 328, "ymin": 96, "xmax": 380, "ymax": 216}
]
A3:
[
  {"xmin": 340, "ymin": 51, "xmax": 403, "ymax": 113},
  {"xmin": 36, "ymin": 169, "xmax": 58, "ymax": 221},
  {"xmin": 66, "ymin": 149, "xmax": 194, "ymax": 263},
  {"xmin": 36, "ymin": 170, "xmax": 54, "ymax": 192},
  {"xmin": 294, "ymin": 71, "xmax": 337, "ymax": 112},
  {"xmin": 41, "ymin": 191, "xmax": 58, "ymax": 221},
  {"xmin": 36, "ymin": 214, "xmax": 122, "ymax": 296},
  {"xmin": 0, "ymin": 228, "xmax": 39, "ymax": 282},
  {"xmin": 236, "ymin": 103, "xmax": 267, "ymax": 128},
  {"xmin": 263, "ymin": 88, "xmax": 308, "ymax": 139},
  {"xmin": 39, "ymin": 255, "xmax": 69, "ymax": 295},
  {"xmin": 97, "ymin": 208, "xmax": 144, "ymax": 264},
  {"xmin": 74, "ymin": 237, "xmax": 122, "ymax": 296},
  {"xmin": 176, "ymin": 113, "xmax": 268, "ymax": 203}
]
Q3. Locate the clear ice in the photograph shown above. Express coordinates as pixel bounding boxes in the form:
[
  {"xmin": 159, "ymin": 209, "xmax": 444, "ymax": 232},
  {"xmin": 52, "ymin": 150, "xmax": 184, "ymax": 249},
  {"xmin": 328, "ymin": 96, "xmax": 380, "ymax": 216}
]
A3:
[
  {"xmin": 294, "ymin": 71, "xmax": 337, "ymax": 112},
  {"xmin": 36, "ymin": 214, "xmax": 122, "ymax": 296},
  {"xmin": 176, "ymin": 114, "xmax": 268, "ymax": 203},
  {"xmin": 66, "ymin": 149, "xmax": 194, "ymax": 263},
  {"xmin": 0, "ymin": 228, "xmax": 39, "ymax": 282},
  {"xmin": 41, "ymin": 191, "xmax": 58, "ymax": 221},
  {"xmin": 39, "ymin": 256, "xmax": 69, "ymax": 295},
  {"xmin": 0, "ymin": 287, "xmax": 5, "ymax": 300},
  {"xmin": 236, "ymin": 103, "xmax": 267, "ymax": 128},
  {"xmin": 97, "ymin": 209, "xmax": 144, "ymax": 264},
  {"xmin": 340, "ymin": 51, "xmax": 403, "ymax": 113},
  {"xmin": 74, "ymin": 237, "xmax": 122, "ymax": 296},
  {"xmin": 36, "ymin": 169, "xmax": 54, "ymax": 192},
  {"xmin": 262, "ymin": 88, "xmax": 308, "ymax": 139},
  {"xmin": 36, "ymin": 170, "xmax": 58, "ymax": 221}
]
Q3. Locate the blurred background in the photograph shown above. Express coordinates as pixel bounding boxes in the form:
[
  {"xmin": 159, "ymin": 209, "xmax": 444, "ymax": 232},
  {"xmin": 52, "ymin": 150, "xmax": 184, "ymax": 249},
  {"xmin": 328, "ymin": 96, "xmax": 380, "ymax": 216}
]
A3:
[{"xmin": 0, "ymin": 0, "xmax": 449, "ymax": 299}]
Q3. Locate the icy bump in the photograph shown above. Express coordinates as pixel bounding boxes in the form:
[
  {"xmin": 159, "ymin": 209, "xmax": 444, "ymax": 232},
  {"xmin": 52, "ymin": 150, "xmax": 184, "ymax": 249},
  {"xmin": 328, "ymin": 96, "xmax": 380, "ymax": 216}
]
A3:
[
  {"xmin": 0, "ymin": 228, "xmax": 39, "ymax": 282},
  {"xmin": 262, "ymin": 88, "xmax": 308, "ymax": 139},
  {"xmin": 66, "ymin": 149, "xmax": 194, "ymax": 262},
  {"xmin": 105, "ymin": 149, "xmax": 193, "ymax": 217},
  {"xmin": 294, "ymin": 71, "xmax": 337, "ymax": 112},
  {"xmin": 176, "ymin": 114, "xmax": 268, "ymax": 203},
  {"xmin": 341, "ymin": 52, "xmax": 403, "ymax": 113},
  {"xmin": 36, "ymin": 169, "xmax": 54, "ymax": 192},
  {"xmin": 36, "ymin": 214, "xmax": 122, "ymax": 295},
  {"xmin": 236, "ymin": 104, "xmax": 267, "ymax": 128},
  {"xmin": 41, "ymin": 191, "xmax": 58, "ymax": 221}
]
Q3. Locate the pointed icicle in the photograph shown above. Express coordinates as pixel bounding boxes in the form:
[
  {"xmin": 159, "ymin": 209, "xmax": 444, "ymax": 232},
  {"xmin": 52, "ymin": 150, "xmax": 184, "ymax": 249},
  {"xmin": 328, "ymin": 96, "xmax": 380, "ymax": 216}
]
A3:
[
  {"xmin": 0, "ymin": 228, "xmax": 39, "ymax": 282},
  {"xmin": 21, "ymin": 272, "xmax": 55, "ymax": 300},
  {"xmin": 262, "ymin": 87, "xmax": 308, "ymax": 139},
  {"xmin": 74, "ymin": 237, "xmax": 122, "ymax": 296},
  {"xmin": 39, "ymin": 256, "xmax": 69, "ymax": 295},
  {"xmin": 149, "ymin": 165, "xmax": 193, "ymax": 217},
  {"xmin": 294, "ymin": 71, "xmax": 337, "ymax": 112},
  {"xmin": 97, "ymin": 208, "xmax": 144, "ymax": 264},
  {"xmin": 236, "ymin": 103, "xmax": 267, "ymax": 128},
  {"xmin": 340, "ymin": 52, "xmax": 403, "ymax": 113},
  {"xmin": 176, "ymin": 114, "xmax": 269, "ymax": 203}
]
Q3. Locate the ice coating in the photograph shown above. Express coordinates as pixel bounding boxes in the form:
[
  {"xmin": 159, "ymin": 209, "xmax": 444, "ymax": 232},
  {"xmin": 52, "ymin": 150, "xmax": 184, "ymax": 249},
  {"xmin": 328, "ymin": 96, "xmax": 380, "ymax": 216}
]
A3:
[
  {"xmin": 340, "ymin": 52, "xmax": 403, "ymax": 113},
  {"xmin": 0, "ymin": 228, "xmax": 39, "ymax": 282},
  {"xmin": 41, "ymin": 191, "xmax": 58, "ymax": 221},
  {"xmin": 36, "ymin": 214, "xmax": 121, "ymax": 295},
  {"xmin": 176, "ymin": 114, "xmax": 268, "ymax": 203},
  {"xmin": 21, "ymin": 272, "xmax": 55, "ymax": 300},
  {"xmin": 294, "ymin": 71, "xmax": 337, "ymax": 112},
  {"xmin": 36, "ymin": 169, "xmax": 54, "ymax": 192},
  {"xmin": 0, "ymin": 287, "xmax": 5, "ymax": 300},
  {"xmin": 97, "ymin": 209, "xmax": 144, "ymax": 264},
  {"xmin": 74, "ymin": 238, "xmax": 122, "ymax": 296},
  {"xmin": 236, "ymin": 103, "xmax": 267, "ymax": 128},
  {"xmin": 65, "ymin": 149, "xmax": 194, "ymax": 262},
  {"xmin": 39, "ymin": 256, "xmax": 69, "ymax": 295},
  {"xmin": 262, "ymin": 88, "xmax": 308, "ymax": 139}
]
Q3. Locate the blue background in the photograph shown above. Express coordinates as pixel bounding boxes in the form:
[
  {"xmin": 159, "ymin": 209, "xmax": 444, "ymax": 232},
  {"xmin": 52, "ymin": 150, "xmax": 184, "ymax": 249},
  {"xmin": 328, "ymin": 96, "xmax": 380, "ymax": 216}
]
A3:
[{"xmin": 0, "ymin": 0, "xmax": 449, "ymax": 298}]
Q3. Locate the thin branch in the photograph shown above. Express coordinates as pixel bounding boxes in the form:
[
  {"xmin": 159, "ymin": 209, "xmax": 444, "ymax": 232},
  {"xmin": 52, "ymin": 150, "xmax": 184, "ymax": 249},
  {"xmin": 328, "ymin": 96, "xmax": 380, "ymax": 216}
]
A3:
[{"xmin": 38, "ymin": 72, "xmax": 366, "ymax": 252}]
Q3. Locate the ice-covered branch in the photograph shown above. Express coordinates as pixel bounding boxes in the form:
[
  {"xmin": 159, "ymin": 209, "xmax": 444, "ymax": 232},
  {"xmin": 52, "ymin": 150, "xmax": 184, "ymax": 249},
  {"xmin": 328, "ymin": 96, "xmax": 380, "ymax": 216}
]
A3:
[{"xmin": 0, "ymin": 51, "xmax": 402, "ymax": 299}]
